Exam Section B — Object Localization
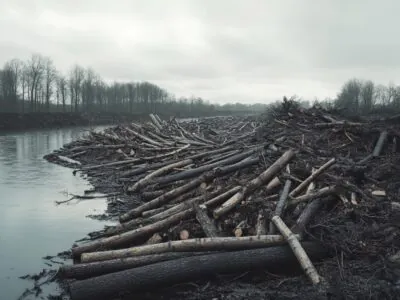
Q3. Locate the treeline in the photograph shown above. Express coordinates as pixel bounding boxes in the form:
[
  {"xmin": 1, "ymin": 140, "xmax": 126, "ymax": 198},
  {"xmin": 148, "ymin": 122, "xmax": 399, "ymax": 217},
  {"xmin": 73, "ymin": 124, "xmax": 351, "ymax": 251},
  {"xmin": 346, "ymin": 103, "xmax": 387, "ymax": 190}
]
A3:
[
  {"xmin": 0, "ymin": 53, "xmax": 265, "ymax": 116},
  {"xmin": 320, "ymin": 78, "xmax": 400, "ymax": 116}
]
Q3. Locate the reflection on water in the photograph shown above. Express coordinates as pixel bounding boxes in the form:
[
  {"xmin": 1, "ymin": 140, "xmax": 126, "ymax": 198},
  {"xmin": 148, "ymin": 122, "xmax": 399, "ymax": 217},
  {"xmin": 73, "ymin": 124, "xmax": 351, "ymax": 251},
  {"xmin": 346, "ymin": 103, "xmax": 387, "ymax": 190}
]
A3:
[{"xmin": 0, "ymin": 126, "xmax": 113, "ymax": 299}]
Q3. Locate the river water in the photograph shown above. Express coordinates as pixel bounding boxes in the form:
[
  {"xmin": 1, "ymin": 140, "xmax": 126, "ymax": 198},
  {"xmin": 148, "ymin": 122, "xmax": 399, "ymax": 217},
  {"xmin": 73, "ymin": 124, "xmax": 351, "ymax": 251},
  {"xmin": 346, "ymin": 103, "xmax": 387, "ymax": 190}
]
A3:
[{"xmin": 0, "ymin": 126, "xmax": 114, "ymax": 299}]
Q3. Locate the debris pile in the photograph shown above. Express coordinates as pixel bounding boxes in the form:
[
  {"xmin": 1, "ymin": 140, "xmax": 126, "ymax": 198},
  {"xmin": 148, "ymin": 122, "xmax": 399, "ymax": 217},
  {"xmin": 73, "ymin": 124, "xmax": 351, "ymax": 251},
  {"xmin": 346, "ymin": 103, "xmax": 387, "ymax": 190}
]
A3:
[{"xmin": 43, "ymin": 108, "xmax": 400, "ymax": 300}]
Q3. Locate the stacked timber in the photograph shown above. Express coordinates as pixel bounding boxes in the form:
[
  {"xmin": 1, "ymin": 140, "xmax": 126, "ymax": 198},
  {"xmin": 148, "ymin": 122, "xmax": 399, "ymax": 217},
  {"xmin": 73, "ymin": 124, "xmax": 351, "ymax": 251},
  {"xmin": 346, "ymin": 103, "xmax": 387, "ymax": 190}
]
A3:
[{"xmin": 43, "ymin": 106, "xmax": 400, "ymax": 300}]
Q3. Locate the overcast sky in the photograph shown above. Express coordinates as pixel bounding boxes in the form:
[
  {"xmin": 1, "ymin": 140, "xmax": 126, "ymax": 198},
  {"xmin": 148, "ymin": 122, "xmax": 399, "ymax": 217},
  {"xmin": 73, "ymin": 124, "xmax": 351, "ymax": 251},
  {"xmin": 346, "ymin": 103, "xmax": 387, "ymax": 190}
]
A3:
[{"xmin": 0, "ymin": 0, "xmax": 399, "ymax": 104}]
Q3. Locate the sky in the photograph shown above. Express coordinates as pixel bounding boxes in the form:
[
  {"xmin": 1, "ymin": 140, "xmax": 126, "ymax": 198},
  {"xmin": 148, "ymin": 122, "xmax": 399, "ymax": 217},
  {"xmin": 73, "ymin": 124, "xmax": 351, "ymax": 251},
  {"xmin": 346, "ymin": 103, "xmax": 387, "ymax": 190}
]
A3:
[{"xmin": 0, "ymin": 0, "xmax": 399, "ymax": 104}]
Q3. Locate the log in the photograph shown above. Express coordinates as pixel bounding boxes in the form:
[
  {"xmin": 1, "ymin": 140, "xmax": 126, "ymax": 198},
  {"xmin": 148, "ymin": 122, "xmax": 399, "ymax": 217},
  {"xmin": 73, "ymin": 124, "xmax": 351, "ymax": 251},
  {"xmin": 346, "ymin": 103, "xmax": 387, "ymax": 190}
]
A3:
[
  {"xmin": 128, "ymin": 159, "xmax": 193, "ymax": 192},
  {"xmin": 204, "ymin": 186, "xmax": 242, "ymax": 207},
  {"xmin": 192, "ymin": 201, "xmax": 221, "ymax": 237},
  {"xmin": 149, "ymin": 113, "xmax": 163, "ymax": 130},
  {"xmin": 213, "ymin": 149, "xmax": 295, "ymax": 218},
  {"xmin": 269, "ymin": 180, "xmax": 292, "ymax": 234},
  {"xmin": 82, "ymin": 158, "xmax": 140, "ymax": 171},
  {"xmin": 62, "ymin": 252, "xmax": 215, "ymax": 280},
  {"xmin": 119, "ymin": 159, "xmax": 180, "ymax": 178},
  {"xmin": 72, "ymin": 209, "xmax": 194, "ymax": 258},
  {"xmin": 272, "ymin": 216, "xmax": 321, "ymax": 285},
  {"xmin": 255, "ymin": 210, "xmax": 266, "ymax": 235},
  {"xmin": 289, "ymin": 158, "xmax": 335, "ymax": 197},
  {"xmin": 372, "ymin": 130, "xmax": 388, "ymax": 157},
  {"xmin": 120, "ymin": 172, "xmax": 214, "ymax": 222},
  {"xmin": 151, "ymin": 148, "xmax": 260, "ymax": 186},
  {"xmin": 57, "ymin": 155, "xmax": 82, "ymax": 165},
  {"xmin": 107, "ymin": 196, "xmax": 202, "ymax": 236},
  {"xmin": 291, "ymin": 197, "xmax": 335, "ymax": 234},
  {"xmin": 81, "ymin": 234, "xmax": 301, "ymax": 263},
  {"xmin": 288, "ymin": 186, "xmax": 336, "ymax": 207},
  {"xmin": 125, "ymin": 127, "xmax": 163, "ymax": 147},
  {"xmin": 69, "ymin": 242, "xmax": 328, "ymax": 300}
]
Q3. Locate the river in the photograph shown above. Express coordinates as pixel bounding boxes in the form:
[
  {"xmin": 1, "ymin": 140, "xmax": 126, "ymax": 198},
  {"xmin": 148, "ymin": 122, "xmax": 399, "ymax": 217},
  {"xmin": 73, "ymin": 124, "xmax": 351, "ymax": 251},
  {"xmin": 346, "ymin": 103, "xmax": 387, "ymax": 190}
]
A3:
[{"xmin": 0, "ymin": 125, "xmax": 114, "ymax": 299}]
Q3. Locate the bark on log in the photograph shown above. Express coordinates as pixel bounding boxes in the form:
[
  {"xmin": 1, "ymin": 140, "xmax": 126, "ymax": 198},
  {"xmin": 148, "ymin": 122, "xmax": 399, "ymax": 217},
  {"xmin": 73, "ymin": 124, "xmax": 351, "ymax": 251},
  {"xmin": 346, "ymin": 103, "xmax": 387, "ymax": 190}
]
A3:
[
  {"xmin": 141, "ymin": 190, "xmax": 164, "ymax": 201},
  {"xmin": 288, "ymin": 186, "xmax": 336, "ymax": 207},
  {"xmin": 82, "ymin": 158, "xmax": 140, "ymax": 171},
  {"xmin": 107, "ymin": 196, "xmax": 203, "ymax": 236},
  {"xmin": 125, "ymin": 127, "xmax": 163, "ymax": 147},
  {"xmin": 81, "ymin": 234, "xmax": 300, "ymax": 263},
  {"xmin": 192, "ymin": 201, "xmax": 221, "ymax": 237},
  {"xmin": 269, "ymin": 180, "xmax": 292, "ymax": 234},
  {"xmin": 204, "ymin": 186, "xmax": 242, "ymax": 207},
  {"xmin": 119, "ymin": 159, "xmax": 180, "ymax": 179},
  {"xmin": 272, "ymin": 216, "xmax": 321, "ymax": 285},
  {"xmin": 289, "ymin": 158, "xmax": 335, "ymax": 197},
  {"xmin": 151, "ymin": 148, "xmax": 260, "ymax": 186},
  {"xmin": 72, "ymin": 209, "xmax": 194, "ymax": 258},
  {"xmin": 213, "ymin": 149, "xmax": 295, "ymax": 218},
  {"xmin": 69, "ymin": 242, "xmax": 328, "ymax": 300},
  {"xmin": 372, "ymin": 130, "xmax": 388, "ymax": 157},
  {"xmin": 149, "ymin": 114, "xmax": 163, "ymax": 131},
  {"xmin": 128, "ymin": 159, "xmax": 193, "ymax": 192},
  {"xmin": 120, "ymin": 172, "xmax": 212, "ymax": 222},
  {"xmin": 62, "ymin": 252, "xmax": 216, "ymax": 280}
]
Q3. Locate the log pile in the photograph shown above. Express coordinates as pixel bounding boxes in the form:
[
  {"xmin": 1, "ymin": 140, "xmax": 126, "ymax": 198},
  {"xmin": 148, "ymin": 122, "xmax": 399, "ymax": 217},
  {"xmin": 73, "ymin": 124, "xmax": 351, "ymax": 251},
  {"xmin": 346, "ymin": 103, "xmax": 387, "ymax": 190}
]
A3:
[{"xmin": 44, "ymin": 105, "xmax": 400, "ymax": 300}]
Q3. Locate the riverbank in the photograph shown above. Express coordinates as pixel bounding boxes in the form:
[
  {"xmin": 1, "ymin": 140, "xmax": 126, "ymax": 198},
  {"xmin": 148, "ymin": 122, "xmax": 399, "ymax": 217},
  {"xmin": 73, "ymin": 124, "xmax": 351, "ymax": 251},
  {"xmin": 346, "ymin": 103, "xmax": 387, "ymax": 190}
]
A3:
[
  {"xmin": 0, "ymin": 112, "xmax": 150, "ymax": 132},
  {"xmin": 39, "ymin": 108, "xmax": 399, "ymax": 299}
]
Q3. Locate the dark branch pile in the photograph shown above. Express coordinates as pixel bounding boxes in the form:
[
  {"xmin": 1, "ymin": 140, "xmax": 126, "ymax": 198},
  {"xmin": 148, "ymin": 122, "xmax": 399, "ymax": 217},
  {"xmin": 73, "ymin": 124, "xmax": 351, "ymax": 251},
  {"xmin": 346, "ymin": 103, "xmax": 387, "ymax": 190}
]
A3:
[{"xmin": 41, "ymin": 105, "xmax": 400, "ymax": 300}]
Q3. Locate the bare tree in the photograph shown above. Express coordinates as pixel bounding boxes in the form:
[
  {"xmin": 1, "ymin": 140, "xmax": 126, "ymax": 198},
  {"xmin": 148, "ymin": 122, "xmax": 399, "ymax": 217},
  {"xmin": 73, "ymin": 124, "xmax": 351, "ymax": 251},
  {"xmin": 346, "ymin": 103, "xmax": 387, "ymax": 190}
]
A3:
[
  {"xmin": 43, "ymin": 57, "xmax": 57, "ymax": 112},
  {"xmin": 56, "ymin": 75, "xmax": 68, "ymax": 112},
  {"xmin": 360, "ymin": 80, "xmax": 374, "ymax": 113},
  {"xmin": 26, "ymin": 54, "xmax": 45, "ymax": 112},
  {"xmin": 69, "ymin": 65, "xmax": 85, "ymax": 112}
]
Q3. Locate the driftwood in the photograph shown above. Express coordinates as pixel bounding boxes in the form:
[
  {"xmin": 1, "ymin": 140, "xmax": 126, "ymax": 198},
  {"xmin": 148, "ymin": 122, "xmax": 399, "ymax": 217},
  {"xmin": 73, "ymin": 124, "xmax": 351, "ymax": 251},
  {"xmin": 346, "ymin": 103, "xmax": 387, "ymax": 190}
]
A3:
[
  {"xmin": 372, "ymin": 130, "xmax": 388, "ymax": 157},
  {"xmin": 269, "ymin": 180, "xmax": 292, "ymax": 234},
  {"xmin": 61, "ymin": 252, "xmax": 212, "ymax": 280},
  {"xmin": 272, "ymin": 216, "xmax": 321, "ymax": 285},
  {"xmin": 289, "ymin": 158, "xmax": 335, "ymax": 197},
  {"xmin": 213, "ymin": 149, "xmax": 295, "ymax": 218},
  {"xmin": 288, "ymin": 186, "xmax": 337, "ymax": 207},
  {"xmin": 80, "ymin": 234, "xmax": 299, "ymax": 263},
  {"xmin": 72, "ymin": 209, "xmax": 194, "ymax": 258},
  {"xmin": 69, "ymin": 242, "xmax": 328, "ymax": 300},
  {"xmin": 127, "ymin": 159, "xmax": 193, "ymax": 192}
]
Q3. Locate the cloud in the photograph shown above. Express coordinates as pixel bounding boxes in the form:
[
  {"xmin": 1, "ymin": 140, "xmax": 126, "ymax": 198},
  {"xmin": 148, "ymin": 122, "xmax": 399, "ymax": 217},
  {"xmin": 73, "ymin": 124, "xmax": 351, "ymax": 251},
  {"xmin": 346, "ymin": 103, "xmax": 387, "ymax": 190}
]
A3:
[{"xmin": 1, "ymin": 0, "xmax": 400, "ymax": 103}]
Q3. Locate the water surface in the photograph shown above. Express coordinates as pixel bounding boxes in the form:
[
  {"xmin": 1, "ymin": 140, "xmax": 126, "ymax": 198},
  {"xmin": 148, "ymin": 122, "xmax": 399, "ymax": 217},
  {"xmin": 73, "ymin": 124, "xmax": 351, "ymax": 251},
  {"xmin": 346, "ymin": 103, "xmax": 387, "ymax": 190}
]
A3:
[{"xmin": 0, "ymin": 126, "xmax": 113, "ymax": 299}]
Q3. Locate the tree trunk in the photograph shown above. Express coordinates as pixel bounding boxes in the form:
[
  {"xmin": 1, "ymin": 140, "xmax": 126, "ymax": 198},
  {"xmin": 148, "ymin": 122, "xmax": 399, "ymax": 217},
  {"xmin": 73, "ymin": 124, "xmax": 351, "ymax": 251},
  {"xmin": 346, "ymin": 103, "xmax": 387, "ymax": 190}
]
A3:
[
  {"xmin": 69, "ymin": 242, "xmax": 328, "ymax": 300},
  {"xmin": 72, "ymin": 209, "xmax": 194, "ymax": 258},
  {"xmin": 81, "ymin": 234, "xmax": 298, "ymax": 263}
]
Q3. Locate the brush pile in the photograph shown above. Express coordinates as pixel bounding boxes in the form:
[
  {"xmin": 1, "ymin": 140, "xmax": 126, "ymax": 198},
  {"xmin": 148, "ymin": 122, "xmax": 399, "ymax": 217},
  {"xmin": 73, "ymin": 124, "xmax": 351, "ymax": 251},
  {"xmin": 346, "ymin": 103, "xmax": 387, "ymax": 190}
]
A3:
[{"xmin": 44, "ymin": 106, "xmax": 400, "ymax": 300}]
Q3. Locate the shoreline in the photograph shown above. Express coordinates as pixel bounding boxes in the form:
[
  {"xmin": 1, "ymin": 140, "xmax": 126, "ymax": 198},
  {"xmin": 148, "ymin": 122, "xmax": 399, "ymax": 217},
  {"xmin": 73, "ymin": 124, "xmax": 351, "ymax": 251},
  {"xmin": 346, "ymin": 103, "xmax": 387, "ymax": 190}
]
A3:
[{"xmin": 34, "ymin": 109, "xmax": 399, "ymax": 300}]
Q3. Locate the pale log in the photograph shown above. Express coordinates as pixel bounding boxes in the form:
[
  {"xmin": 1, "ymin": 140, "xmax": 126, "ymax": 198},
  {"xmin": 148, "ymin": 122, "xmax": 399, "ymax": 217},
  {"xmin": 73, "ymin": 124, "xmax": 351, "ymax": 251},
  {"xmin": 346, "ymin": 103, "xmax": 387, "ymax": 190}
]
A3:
[
  {"xmin": 372, "ymin": 130, "xmax": 388, "ymax": 157},
  {"xmin": 272, "ymin": 216, "xmax": 321, "ymax": 285},
  {"xmin": 128, "ymin": 159, "xmax": 193, "ymax": 192},
  {"xmin": 289, "ymin": 158, "xmax": 335, "ymax": 197},
  {"xmin": 120, "ymin": 173, "xmax": 211, "ymax": 222},
  {"xmin": 69, "ymin": 242, "xmax": 327, "ymax": 300},
  {"xmin": 288, "ymin": 186, "xmax": 336, "ymax": 207},
  {"xmin": 72, "ymin": 209, "xmax": 194, "ymax": 258},
  {"xmin": 81, "ymin": 234, "xmax": 300, "ymax": 263},
  {"xmin": 213, "ymin": 149, "xmax": 295, "ymax": 218}
]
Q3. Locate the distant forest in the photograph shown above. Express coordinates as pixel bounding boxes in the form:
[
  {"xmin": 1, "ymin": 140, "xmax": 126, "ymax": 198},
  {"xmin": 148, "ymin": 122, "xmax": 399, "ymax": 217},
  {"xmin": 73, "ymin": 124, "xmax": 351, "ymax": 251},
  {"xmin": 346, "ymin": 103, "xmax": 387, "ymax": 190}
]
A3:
[{"xmin": 0, "ymin": 53, "xmax": 267, "ymax": 117}]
